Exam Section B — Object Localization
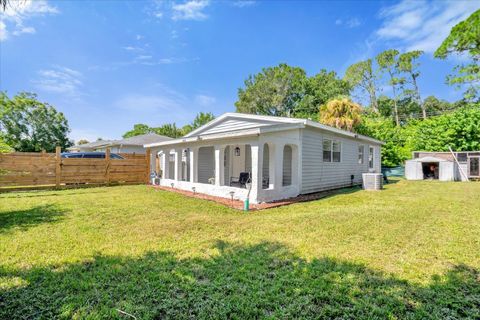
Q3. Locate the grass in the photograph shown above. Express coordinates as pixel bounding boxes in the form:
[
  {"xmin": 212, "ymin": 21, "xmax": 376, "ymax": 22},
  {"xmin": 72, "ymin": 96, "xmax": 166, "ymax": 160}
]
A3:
[{"xmin": 0, "ymin": 179, "xmax": 479, "ymax": 319}]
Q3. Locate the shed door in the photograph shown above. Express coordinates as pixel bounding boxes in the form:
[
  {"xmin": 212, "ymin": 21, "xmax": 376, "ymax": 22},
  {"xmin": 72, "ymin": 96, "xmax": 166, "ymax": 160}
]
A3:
[{"xmin": 469, "ymin": 157, "xmax": 480, "ymax": 177}]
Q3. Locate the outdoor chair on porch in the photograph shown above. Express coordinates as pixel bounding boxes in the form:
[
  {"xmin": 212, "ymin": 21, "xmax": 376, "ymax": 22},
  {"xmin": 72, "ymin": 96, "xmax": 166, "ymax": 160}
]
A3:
[
  {"xmin": 262, "ymin": 177, "xmax": 269, "ymax": 189},
  {"xmin": 230, "ymin": 172, "xmax": 251, "ymax": 188}
]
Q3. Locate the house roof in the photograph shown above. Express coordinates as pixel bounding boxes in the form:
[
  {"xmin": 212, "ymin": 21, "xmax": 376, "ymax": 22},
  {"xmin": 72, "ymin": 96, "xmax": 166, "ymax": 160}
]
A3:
[
  {"xmin": 409, "ymin": 156, "xmax": 451, "ymax": 163},
  {"xmin": 68, "ymin": 140, "xmax": 114, "ymax": 150},
  {"xmin": 108, "ymin": 133, "xmax": 172, "ymax": 146},
  {"xmin": 69, "ymin": 133, "xmax": 172, "ymax": 150},
  {"xmin": 145, "ymin": 112, "xmax": 383, "ymax": 148}
]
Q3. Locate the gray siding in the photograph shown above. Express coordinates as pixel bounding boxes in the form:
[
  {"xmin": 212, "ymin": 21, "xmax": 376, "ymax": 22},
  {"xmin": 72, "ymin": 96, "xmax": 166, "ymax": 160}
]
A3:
[
  {"xmin": 198, "ymin": 146, "xmax": 215, "ymax": 184},
  {"xmin": 301, "ymin": 128, "xmax": 381, "ymax": 194}
]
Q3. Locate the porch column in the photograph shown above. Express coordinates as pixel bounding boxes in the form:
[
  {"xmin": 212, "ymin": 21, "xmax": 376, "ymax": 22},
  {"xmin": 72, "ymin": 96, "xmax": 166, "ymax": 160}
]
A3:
[
  {"xmin": 174, "ymin": 148, "xmax": 183, "ymax": 181},
  {"xmin": 274, "ymin": 143, "xmax": 284, "ymax": 189},
  {"xmin": 189, "ymin": 147, "xmax": 198, "ymax": 183},
  {"xmin": 250, "ymin": 143, "xmax": 263, "ymax": 202},
  {"xmin": 160, "ymin": 150, "xmax": 169, "ymax": 179},
  {"xmin": 214, "ymin": 145, "xmax": 225, "ymax": 186}
]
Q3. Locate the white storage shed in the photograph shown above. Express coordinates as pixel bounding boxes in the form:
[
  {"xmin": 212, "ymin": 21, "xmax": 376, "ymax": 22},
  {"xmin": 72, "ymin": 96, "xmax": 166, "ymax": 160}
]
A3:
[{"xmin": 405, "ymin": 156, "xmax": 457, "ymax": 181}]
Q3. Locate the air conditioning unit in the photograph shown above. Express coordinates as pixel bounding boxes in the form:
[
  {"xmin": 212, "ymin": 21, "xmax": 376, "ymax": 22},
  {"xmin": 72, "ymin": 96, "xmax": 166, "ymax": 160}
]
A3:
[{"xmin": 362, "ymin": 173, "xmax": 383, "ymax": 190}]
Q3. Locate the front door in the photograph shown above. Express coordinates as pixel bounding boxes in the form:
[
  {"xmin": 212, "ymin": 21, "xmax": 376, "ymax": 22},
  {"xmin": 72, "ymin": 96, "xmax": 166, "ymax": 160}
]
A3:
[{"xmin": 468, "ymin": 157, "xmax": 480, "ymax": 178}]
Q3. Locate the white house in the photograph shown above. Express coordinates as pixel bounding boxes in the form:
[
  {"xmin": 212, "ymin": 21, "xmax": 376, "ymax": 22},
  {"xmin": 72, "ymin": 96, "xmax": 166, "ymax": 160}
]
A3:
[
  {"xmin": 69, "ymin": 133, "xmax": 172, "ymax": 154},
  {"xmin": 145, "ymin": 113, "xmax": 383, "ymax": 204}
]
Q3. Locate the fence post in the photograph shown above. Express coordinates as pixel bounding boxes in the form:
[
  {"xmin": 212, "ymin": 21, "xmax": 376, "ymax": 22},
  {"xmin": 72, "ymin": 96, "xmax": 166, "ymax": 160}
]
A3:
[
  {"xmin": 145, "ymin": 147, "xmax": 151, "ymax": 185},
  {"xmin": 55, "ymin": 146, "xmax": 61, "ymax": 188},
  {"xmin": 106, "ymin": 148, "xmax": 111, "ymax": 186}
]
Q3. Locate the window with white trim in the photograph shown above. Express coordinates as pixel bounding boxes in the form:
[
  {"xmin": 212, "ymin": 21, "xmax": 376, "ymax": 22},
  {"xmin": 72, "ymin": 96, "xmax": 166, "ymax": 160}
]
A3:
[
  {"xmin": 323, "ymin": 139, "xmax": 332, "ymax": 162},
  {"xmin": 358, "ymin": 145, "xmax": 365, "ymax": 164},
  {"xmin": 369, "ymin": 146, "xmax": 375, "ymax": 169},
  {"xmin": 332, "ymin": 141, "xmax": 341, "ymax": 162},
  {"xmin": 323, "ymin": 139, "xmax": 341, "ymax": 163}
]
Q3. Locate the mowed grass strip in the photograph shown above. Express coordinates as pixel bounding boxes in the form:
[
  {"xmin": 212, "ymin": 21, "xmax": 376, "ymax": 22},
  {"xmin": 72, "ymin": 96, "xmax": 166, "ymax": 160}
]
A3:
[{"xmin": 0, "ymin": 179, "xmax": 479, "ymax": 319}]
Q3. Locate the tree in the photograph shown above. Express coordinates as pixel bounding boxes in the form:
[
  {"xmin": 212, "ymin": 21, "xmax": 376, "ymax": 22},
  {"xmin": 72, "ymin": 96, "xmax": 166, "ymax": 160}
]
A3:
[
  {"xmin": 435, "ymin": 10, "xmax": 480, "ymax": 101},
  {"xmin": 191, "ymin": 112, "xmax": 215, "ymax": 130},
  {"xmin": 153, "ymin": 123, "xmax": 183, "ymax": 138},
  {"xmin": 181, "ymin": 124, "xmax": 193, "ymax": 136},
  {"xmin": 76, "ymin": 139, "xmax": 89, "ymax": 145},
  {"xmin": 235, "ymin": 64, "xmax": 350, "ymax": 119},
  {"xmin": 398, "ymin": 51, "xmax": 425, "ymax": 119},
  {"xmin": 318, "ymin": 98, "xmax": 362, "ymax": 132},
  {"xmin": 344, "ymin": 59, "xmax": 379, "ymax": 113},
  {"xmin": 235, "ymin": 64, "xmax": 307, "ymax": 117},
  {"xmin": 406, "ymin": 104, "xmax": 480, "ymax": 152},
  {"xmin": 423, "ymin": 96, "xmax": 454, "ymax": 114},
  {"xmin": 122, "ymin": 124, "xmax": 153, "ymax": 138},
  {"xmin": 295, "ymin": 70, "xmax": 351, "ymax": 118},
  {"xmin": 0, "ymin": 92, "xmax": 72, "ymax": 152},
  {"xmin": 357, "ymin": 115, "xmax": 409, "ymax": 167},
  {"xmin": 1, "ymin": 0, "xmax": 9, "ymax": 11},
  {"xmin": 376, "ymin": 49, "xmax": 404, "ymax": 126},
  {"xmin": 0, "ymin": 135, "xmax": 12, "ymax": 153}
]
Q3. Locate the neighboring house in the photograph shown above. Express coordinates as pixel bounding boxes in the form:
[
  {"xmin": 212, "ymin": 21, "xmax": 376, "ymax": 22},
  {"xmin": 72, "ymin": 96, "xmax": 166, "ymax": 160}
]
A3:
[
  {"xmin": 405, "ymin": 151, "xmax": 479, "ymax": 181},
  {"xmin": 67, "ymin": 140, "xmax": 114, "ymax": 152},
  {"xmin": 145, "ymin": 113, "xmax": 383, "ymax": 204},
  {"xmin": 68, "ymin": 133, "xmax": 172, "ymax": 154},
  {"xmin": 95, "ymin": 133, "xmax": 172, "ymax": 154}
]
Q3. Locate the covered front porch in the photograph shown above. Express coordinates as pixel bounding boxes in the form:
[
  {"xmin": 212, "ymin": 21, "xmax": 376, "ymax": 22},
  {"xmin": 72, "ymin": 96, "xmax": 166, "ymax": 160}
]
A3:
[{"xmin": 153, "ymin": 135, "xmax": 301, "ymax": 204}]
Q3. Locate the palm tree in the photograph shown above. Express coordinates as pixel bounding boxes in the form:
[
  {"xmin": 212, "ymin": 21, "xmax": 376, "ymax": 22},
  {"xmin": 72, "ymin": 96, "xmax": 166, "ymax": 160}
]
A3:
[
  {"xmin": 319, "ymin": 98, "xmax": 363, "ymax": 132},
  {"xmin": 1, "ymin": 0, "xmax": 10, "ymax": 11}
]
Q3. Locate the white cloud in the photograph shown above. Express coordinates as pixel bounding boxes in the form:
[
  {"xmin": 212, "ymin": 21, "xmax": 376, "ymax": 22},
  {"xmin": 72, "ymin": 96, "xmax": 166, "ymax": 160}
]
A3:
[
  {"xmin": 375, "ymin": 0, "xmax": 479, "ymax": 53},
  {"xmin": 346, "ymin": 18, "xmax": 361, "ymax": 28},
  {"xmin": 136, "ymin": 55, "xmax": 153, "ymax": 60},
  {"xmin": 232, "ymin": 1, "xmax": 256, "ymax": 8},
  {"xmin": 195, "ymin": 94, "xmax": 216, "ymax": 106},
  {"xmin": 172, "ymin": 0, "xmax": 210, "ymax": 21},
  {"xmin": 32, "ymin": 66, "xmax": 83, "ymax": 96},
  {"xmin": 0, "ymin": 0, "xmax": 58, "ymax": 41},
  {"xmin": 335, "ymin": 17, "xmax": 362, "ymax": 28},
  {"xmin": 12, "ymin": 26, "xmax": 36, "ymax": 36},
  {"xmin": 123, "ymin": 46, "xmax": 144, "ymax": 52}
]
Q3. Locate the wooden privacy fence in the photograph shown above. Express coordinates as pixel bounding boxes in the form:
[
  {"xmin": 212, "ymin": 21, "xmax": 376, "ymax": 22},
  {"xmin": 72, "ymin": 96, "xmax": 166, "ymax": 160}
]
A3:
[{"xmin": 0, "ymin": 147, "xmax": 151, "ymax": 190}]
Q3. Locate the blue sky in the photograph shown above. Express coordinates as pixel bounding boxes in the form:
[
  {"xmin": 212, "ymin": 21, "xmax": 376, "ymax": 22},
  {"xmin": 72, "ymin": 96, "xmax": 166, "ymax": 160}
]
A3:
[{"xmin": 1, "ymin": 0, "xmax": 478, "ymax": 142}]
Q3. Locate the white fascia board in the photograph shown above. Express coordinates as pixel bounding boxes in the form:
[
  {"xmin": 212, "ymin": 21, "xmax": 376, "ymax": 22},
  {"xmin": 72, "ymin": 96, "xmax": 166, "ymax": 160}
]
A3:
[
  {"xmin": 258, "ymin": 123, "xmax": 304, "ymax": 134},
  {"xmin": 144, "ymin": 128, "xmax": 262, "ymax": 148}
]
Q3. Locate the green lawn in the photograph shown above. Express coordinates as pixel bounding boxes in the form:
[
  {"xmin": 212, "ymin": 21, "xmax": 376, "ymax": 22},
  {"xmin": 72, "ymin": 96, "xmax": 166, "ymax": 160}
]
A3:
[{"xmin": 1, "ymin": 179, "xmax": 479, "ymax": 319}]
